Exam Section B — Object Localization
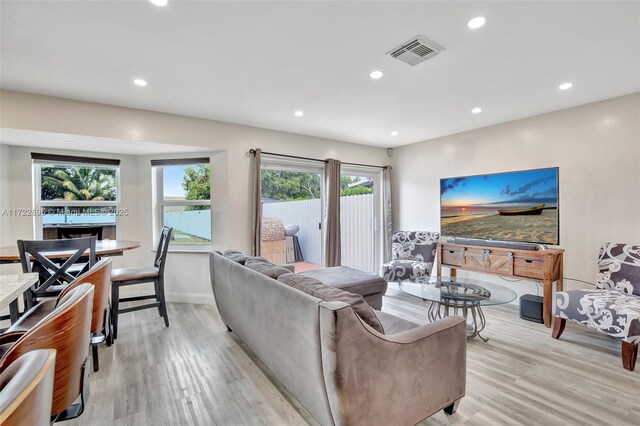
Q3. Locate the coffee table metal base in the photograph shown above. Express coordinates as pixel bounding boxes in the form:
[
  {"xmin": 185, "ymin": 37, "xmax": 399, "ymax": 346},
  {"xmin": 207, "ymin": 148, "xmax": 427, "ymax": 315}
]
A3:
[{"xmin": 426, "ymin": 300, "xmax": 488, "ymax": 342}]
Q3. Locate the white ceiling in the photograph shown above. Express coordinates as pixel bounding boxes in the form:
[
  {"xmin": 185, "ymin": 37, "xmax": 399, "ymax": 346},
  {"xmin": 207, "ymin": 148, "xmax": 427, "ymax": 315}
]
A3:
[
  {"xmin": 1, "ymin": 1, "xmax": 639, "ymax": 148},
  {"xmin": 0, "ymin": 128, "xmax": 205, "ymax": 155}
]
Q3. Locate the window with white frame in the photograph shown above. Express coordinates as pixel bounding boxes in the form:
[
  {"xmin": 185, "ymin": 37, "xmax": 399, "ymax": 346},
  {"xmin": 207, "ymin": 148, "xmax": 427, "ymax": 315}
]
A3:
[
  {"xmin": 32, "ymin": 153, "xmax": 121, "ymax": 239},
  {"xmin": 152, "ymin": 157, "xmax": 212, "ymax": 247}
]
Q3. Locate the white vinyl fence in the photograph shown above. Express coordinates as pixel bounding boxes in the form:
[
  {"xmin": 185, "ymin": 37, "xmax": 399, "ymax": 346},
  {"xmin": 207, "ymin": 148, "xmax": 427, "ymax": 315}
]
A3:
[
  {"xmin": 263, "ymin": 194, "xmax": 376, "ymax": 273},
  {"xmin": 263, "ymin": 198, "xmax": 322, "ymax": 264},
  {"xmin": 340, "ymin": 193, "xmax": 376, "ymax": 273},
  {"xmin": 164, "ymin": 209, "xmax": 211, "ymax": 240}
]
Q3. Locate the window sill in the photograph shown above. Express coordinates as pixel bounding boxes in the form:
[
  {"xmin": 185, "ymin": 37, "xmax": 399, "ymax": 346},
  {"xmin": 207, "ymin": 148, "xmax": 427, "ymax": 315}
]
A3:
[{"xmin": 152, "ymin": 246, "xmax": 212, "ymax": 254}]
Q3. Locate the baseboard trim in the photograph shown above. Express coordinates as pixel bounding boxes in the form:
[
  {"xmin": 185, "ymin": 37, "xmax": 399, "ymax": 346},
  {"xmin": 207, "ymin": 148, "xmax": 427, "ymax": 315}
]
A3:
[{"xmin": 166, "ymin": 292, "xmax": 215, "ymax": 305}]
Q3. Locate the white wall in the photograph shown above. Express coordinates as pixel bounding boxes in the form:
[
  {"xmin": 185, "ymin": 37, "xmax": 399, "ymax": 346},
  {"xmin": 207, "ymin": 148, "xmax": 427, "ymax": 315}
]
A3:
[
  {"xmin": 0, "ymin": 145, "xmax": 145, "ymax": 272},
  {"xmin": 0, "ymin": 144, "xmax": 10, "ymax": 246},
  {"xmin": 392, "ymin": 93, "xmax": 640, "ymax": 298},
  {"xmin": 0, "ymin": 90, "xmax": 389, "ymax": 304}
]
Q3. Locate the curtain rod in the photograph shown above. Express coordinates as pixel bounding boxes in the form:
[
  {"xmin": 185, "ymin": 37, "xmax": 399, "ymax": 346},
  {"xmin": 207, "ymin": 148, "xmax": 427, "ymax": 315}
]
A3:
[{"xmin": 249, "ymin": 149, "xmax": 389, "ymax": 169}]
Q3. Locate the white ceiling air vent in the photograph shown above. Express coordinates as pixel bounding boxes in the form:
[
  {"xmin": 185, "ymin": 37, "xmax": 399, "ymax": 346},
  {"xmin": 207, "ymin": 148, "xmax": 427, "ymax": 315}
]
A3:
[{"xmin": 386, "ymin": 35, "xmax": 444, "ymax": 66}]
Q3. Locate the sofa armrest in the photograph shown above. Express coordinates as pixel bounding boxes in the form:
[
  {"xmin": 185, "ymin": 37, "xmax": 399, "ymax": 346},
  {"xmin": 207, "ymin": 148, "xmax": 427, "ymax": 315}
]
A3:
[
  {"xmin": 382, "ymin": 316, "xmax": 464, "ymax": 343},
  {"xmin": 319, "ymin": 302, "xmax": 466, "ymax": 425}
]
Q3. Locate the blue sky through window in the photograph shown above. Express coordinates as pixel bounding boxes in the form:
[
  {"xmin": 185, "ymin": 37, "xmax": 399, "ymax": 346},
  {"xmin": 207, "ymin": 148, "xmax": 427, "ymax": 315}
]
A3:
[
  {"xmin": 163, "ymin": 165, "xmax": 188, "ymax": 198},
  {"xmin": 441, "ymin": 168, "xmax": 558, "ymax": 208}
]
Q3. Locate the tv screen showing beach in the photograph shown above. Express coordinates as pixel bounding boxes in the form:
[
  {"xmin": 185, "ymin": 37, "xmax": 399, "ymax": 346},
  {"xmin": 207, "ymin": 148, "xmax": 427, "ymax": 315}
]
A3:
[{"xmin": 440, "ymin": 168, "xmax": 559, "ymax": 244}]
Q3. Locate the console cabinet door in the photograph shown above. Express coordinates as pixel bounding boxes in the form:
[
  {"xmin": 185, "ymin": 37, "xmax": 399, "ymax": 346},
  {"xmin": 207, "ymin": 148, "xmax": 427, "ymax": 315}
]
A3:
[
  {"xmin": 487, "ymin": 252, "xmax": 513, "ymax": 275},
  {"xmin": 463, "ymin": 249, "xmax": 486, "ymax": 272}
]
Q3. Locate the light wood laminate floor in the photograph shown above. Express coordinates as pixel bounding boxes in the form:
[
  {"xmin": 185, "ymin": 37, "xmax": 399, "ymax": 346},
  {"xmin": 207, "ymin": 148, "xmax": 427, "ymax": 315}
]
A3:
[{"xmin": 67, "ymin": 284, "xmax": 640, "ymax": 426}]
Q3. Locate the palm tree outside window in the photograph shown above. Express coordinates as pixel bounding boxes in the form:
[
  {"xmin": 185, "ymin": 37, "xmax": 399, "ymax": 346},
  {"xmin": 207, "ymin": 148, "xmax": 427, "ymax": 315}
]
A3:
[{"xmin": 32, "ymin": 153, "xmax": 121, "ymax": 239}]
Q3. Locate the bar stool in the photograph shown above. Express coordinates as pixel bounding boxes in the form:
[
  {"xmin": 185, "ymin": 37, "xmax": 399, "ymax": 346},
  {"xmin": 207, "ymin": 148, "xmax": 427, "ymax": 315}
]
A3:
[{"xmin": 110, "ymin": 227, "xmax": 173, "ymax": 339}]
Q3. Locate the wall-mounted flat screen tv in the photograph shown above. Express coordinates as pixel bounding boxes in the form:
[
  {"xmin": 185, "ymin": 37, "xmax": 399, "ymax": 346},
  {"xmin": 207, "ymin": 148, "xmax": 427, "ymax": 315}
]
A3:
[{"xmin": 440, "ymin": 167, "xmax": 559, "ymax": 245}]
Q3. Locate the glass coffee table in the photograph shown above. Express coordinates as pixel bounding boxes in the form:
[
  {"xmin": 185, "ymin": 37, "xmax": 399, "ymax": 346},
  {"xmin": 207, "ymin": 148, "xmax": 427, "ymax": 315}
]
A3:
[{"xmin": 398, "ymin": 276, "xmax": 517, "ymax": 341}]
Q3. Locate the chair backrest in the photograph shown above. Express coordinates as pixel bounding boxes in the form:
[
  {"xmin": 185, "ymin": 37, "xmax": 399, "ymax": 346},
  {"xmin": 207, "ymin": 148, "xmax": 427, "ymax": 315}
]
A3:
[
  {"xmin": 0, "ymin": 349, "xmax": 56, "ymax": 426},
  {"xmin": 57, "ymin": 258, "xmax": 113, "ymax": 334},
  {"xmin": 154, "ymin": 227, "xmax": 173, "ymax": 275},
  {"xmin": 597, "ymin": 242, "xmax": 640, "ymax": 295},
  {"xmin": 17, "ymin": 237, "xmax": 97, "ymax": 294},
  {"xmin": 0, "ymin": 284, "xmax": 94, "ymax": 417},
  {"xmin": 57, "ymin": 226, "xmax": 103, "ymax": 240},
  {"xmin": 392, "ymin": 231, "xmax": 440, "ymax": 263}
]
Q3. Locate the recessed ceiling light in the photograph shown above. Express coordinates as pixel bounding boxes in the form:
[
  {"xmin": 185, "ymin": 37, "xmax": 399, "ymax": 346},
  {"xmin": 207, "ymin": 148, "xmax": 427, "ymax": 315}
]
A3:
[
  {"xmin": 390, "ymin": 131, "xmax": 398, "ymax": 136},
  {"xmin": 369, "ymin": 70, "xmax": 384, "ymax": 80},
  {"xmin": 471, "ymin": 107, "xmax": 482, "ymax": 114},
  {"xmin": 558, "ymin": 82, "xmax": 573, "ymax": 90},
  {"xmin": 149, "ymin": 0, "xmax": 168, "ymax": 6},
  {"xmin": 65, "ymin": 140, "xmax": 76, "ymax": 144},
  {"xmin": 133, "ymin": 78, "xmax": 148, "ymax": 87},
  {"xmin": 294, "ymin": 110, "xmax": 304, "ymax": 117},
  {"xmin": 468, "ymin": 16, "xmax": 486, "ymax": 29}
]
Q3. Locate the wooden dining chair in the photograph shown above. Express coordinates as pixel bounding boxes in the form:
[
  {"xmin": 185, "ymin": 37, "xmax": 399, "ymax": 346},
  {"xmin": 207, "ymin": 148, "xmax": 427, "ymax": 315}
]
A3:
[
  {"xmin": 0, "ymin": 349, "xmax": 56, "ymax": 426},
  {"xmin": 111, "ymin": 227, "xmax": 173, "ymax": 339},
  {"xmin": 17, "ymin": 237, "xmax": 96, "ymax": 309},
  {"xmin": 57, "ymin": 225, "xmax": 103, "ymax": 240},
  {"xmin": 0, "ymin": 284, "xmax": 94, "ymax": 422},
  {"xmin": 8, "ymin": 258, "xmax": 114, "ymax": 372}
]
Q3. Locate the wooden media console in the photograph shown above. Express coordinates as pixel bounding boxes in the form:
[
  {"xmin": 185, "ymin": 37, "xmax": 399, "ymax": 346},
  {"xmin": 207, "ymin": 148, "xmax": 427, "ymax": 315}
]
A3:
[{"xmin": 436, "ymin": 241, "xmax": 564, "ymax": 327}]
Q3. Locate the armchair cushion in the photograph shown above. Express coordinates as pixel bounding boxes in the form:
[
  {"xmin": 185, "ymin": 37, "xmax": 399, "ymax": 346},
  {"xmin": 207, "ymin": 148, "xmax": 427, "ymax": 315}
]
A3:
[
  {"xmin": 597, "ymin": 243, "xmax": 640, "ymax": 296},
  {"xmin": 382, "ymin": 260, "xmax": 433, "ymax": 282},
  {"xmin": 391, "ymin": 231, "xmax": 439, "ymax": 262},
  {"xmin": 555, "ymin": 289, "xmax": 640, "ymax": 343}
]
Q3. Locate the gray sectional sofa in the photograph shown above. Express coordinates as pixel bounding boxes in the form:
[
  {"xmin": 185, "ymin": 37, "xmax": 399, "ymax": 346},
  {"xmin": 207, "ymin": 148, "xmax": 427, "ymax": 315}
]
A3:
[{"xmin": 209, "ymin": 250, "xmax": 467, "ymax": 426}]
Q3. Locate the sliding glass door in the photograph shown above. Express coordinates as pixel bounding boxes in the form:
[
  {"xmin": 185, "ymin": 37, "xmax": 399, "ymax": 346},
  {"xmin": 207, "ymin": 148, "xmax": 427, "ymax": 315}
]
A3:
[
  {"xmin": 260, "ymin": 159, "xmax": 324, "ymax": 272},
  {"xmin": 259, "ymin": 158, "xmax": 382, "ymax": 274},
  {"xmin": 340, "ymin": 168, "xmax": 382, "ymax": 273}
]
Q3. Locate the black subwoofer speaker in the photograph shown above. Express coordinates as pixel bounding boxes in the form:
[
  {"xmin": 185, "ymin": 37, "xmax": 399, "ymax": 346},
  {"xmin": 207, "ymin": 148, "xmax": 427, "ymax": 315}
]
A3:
[{"xmin": 520, "ymin": 294, "xmax": 544, "ymax": 324}]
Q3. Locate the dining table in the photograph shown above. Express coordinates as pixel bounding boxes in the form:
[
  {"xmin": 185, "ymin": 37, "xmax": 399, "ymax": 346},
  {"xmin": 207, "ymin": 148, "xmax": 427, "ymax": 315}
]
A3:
[
  {"xmin": 0, "ymin": 239, "xmax": 141, "ymax": 325},
  {"xmin": 0, "ymin": 239, "xmax": 141, "ymax": 264},
  {"xmin": 0, "ymin": 273, "xmax": 39, "ymax": 323}
]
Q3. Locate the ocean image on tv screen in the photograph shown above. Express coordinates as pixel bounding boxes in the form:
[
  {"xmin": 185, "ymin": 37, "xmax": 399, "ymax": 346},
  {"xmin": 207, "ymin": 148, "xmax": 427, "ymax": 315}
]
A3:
[{"xmin": 440, "ymin": 168, "xmax": 559, "ymax": 244}]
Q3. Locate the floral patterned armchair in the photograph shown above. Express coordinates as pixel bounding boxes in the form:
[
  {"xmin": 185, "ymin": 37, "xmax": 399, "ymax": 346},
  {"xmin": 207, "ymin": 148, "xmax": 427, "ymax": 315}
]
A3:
[
  {"xmin": 381, "ymin": 231, "xmax": 439, "ymax": 282},
  {"xmin": 552, "ymin": 243, "xmax": 640, "ymax": 371}
]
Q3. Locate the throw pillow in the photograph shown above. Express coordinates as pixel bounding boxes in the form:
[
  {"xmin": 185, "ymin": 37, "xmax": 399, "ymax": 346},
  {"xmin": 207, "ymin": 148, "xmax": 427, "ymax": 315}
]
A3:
[
  {"xmin": 245, "ymin": 258, "xmax": 291, "ymax": 279},
  {"xmin": 277, "ymin": 273, "xmax": 384, "ymax": 334}
]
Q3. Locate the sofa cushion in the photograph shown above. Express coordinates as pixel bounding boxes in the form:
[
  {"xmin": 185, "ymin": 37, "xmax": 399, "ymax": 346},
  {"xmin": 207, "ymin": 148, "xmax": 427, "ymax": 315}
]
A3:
[
  {"xmin": 278, "ymin": 273, "xmax": 384, "ymax": 334},
  {"xmin": 223, "ymin": 249, "xmax": 271, "ymax": 266},
  {"xmin": 223, "ymin": 250, "xmax": 250, "ymax": 265},
  {"xmin": 300, "ymin": 266, "xmax": 387, "ymax": 298},
  {"xmin": 374, "ymin": 310, "xmax": 421, "ymax": 335},
  {"xmin": 245, "ymin": 258, "xmax": 292, "ymax": 279}
]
